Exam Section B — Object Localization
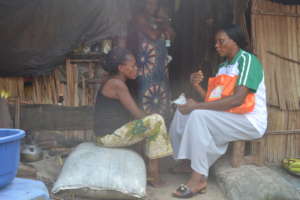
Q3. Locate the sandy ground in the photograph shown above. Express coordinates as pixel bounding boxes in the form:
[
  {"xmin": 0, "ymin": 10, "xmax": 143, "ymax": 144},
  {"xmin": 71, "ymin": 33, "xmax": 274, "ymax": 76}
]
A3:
[
  {"xmin": 145, "ymin": 173, "xmax": 226, "ymax": 200},
  {"xmin": 20, "ymin": 154, "xmax": 226, "ymax": 200},
  {"xmin": 17, "ymin": 149, "xmax": 300, "ymax": 200},
  {"xmin": 145, "ymin": 157, "xmax": 226, "ymax": 200}
]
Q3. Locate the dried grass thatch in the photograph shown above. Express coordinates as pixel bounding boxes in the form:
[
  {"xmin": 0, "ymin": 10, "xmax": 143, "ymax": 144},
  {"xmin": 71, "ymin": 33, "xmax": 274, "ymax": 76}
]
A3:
[
  {"xmin": 0, "ymin": 60, "xmax": 105, "ymax": 106},
  {"xmin": 0, "ymin": 60, "xmax": 105, "ymax": 150},
  {"xmin": 0, "ymin": 78, "xmax": 24, "ymax": 100},
  {"xmin": 252, "ymin": 0, "xmax": 300, "ymax": 111},
  {"xmin": 251, "ymin": 0, "xmax": 300, "ymax": 163}
]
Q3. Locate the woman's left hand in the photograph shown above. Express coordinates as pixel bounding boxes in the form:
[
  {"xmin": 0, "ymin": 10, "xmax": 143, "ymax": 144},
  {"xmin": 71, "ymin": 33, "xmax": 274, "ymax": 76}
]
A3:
[{"xmin": 178, "ymin": 98, "xmax": 199, "ymax": 115}]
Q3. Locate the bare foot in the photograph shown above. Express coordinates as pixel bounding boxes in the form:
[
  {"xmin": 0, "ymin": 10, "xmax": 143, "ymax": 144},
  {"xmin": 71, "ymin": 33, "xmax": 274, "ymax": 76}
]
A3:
[
  {"xmin": 148, "ymin": 158, "xmax": 165, "ymax": 187},
  {"xmin": 147, "ymin": 177, "xmax": 166, "ymax": 187},
  {"xmin": 186, "ymin": 178, "xmax": 207, "ymax": 193},
  {"xmin": 148, "ymin": 168, "xmax": 165, "ymax": 187},
  {"xmin": 172, "ymin": 171, "xmax": 207, "ymax": 198},
  {"xmin": 186, "ymin": 172, "xmax": 207, "ymax": 193}
]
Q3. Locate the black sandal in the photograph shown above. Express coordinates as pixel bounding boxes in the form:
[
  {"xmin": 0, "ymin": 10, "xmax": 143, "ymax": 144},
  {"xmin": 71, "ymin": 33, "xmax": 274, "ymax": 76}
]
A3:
[{"xmin": 172, "ymin": 184, "xmax": 206, "ymax": 199}]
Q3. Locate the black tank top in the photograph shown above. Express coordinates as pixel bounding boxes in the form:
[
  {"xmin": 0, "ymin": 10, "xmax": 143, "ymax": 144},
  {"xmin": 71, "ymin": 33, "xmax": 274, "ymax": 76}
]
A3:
[{"xmin": 94, "ymin": 91, "xmax": 132, "ymax": 137}]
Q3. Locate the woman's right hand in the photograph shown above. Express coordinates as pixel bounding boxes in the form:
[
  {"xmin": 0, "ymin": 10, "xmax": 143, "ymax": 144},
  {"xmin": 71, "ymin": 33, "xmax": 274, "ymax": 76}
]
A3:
[
  {"xmin": 178, "ymin": 98, "xmax": 198, "ymax": 115},
  {"xmin": 190, "ymin": 70, "xmax": 204, "ymax": 88}
]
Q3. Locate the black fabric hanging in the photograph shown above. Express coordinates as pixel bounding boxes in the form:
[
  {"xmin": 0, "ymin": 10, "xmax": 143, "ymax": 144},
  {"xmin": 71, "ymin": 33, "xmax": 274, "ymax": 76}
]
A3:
[
  {"xmin": 0, "ymin": 0, "xmax": 131, "ymax": 77},
  {"xmin": 169, "ymin": 0, "xmax": 234, "ymax": 98},
  {"xmin": 270, "ymin": 0, "xmax": 300, "ymax": 5}
]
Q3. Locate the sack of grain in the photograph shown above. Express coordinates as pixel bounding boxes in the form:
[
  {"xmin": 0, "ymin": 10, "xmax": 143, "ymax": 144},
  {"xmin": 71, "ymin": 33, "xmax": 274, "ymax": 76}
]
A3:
[{"xmin": 52, "ymin": 143, "xmax": 146, "ymax": 199}]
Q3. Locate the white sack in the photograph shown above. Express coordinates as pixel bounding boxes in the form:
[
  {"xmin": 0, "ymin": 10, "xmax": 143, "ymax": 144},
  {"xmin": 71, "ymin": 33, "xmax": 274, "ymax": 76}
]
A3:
[{"xmin": 52, "ymin": 143, "xmax": 146, "ymax": 199}]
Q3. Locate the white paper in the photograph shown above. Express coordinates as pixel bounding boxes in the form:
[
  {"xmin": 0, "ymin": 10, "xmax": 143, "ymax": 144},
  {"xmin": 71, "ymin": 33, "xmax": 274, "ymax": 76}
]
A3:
[{"xmin": 172, "ymin": 93, "xmax": 187, "ymax": 105}]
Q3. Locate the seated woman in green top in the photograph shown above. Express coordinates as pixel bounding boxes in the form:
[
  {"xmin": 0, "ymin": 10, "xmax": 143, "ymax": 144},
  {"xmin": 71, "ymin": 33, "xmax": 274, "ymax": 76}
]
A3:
[
  {"xmin": 170, "ymin": 24, "xmax": 267, "ymax": 198},
  {"xmin": 94, "ymin": 47, "xmax": 173, "ymax": 187}
]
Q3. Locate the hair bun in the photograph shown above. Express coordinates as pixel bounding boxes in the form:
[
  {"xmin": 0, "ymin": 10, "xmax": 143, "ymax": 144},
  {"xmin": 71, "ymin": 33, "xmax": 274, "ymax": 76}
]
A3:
[{"xmin": 102, "ymin": 47, "xmax": 133, "ymax": 75}]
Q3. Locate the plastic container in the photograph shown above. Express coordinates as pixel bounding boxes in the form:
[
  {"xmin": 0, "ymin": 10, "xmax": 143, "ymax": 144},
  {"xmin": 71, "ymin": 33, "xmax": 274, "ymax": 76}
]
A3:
[
  {"xmin": 0, "ymin": 129, "xmax": 25, "ymax": 188},
  {"xmin": 0, "ymin": 177, "xmax": 50, "ymax": 200}
]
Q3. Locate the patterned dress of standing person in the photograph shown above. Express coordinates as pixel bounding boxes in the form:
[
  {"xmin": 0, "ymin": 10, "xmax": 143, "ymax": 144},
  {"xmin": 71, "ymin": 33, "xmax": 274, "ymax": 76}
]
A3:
[{"xmin": 129, "ymin": 0, "xmax": 175, "ymax": 123}]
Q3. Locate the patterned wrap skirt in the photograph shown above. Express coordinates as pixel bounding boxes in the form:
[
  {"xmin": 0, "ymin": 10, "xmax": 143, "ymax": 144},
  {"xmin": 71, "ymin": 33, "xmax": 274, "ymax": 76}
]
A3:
[{"xmin": 96, "ymin": 114, "xmax": 173, "ymax": 159}]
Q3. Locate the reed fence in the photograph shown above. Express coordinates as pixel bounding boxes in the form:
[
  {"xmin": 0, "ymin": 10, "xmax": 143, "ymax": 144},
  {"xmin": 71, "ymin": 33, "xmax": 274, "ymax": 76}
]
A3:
[{"xmin": 251, "ymin": 0, "xmax": 300, "ymax": 163}]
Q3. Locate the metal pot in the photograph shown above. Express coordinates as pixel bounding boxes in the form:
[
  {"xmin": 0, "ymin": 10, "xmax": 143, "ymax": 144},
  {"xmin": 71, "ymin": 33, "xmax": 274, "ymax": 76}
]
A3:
[{"xmin": 21, "ymin": 144, "xmax": 43, "ymax": 162}]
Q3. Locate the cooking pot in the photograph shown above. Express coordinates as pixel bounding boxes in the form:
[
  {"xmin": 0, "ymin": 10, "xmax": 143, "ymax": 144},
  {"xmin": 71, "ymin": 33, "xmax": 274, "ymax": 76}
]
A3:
[{"xmin": 21, "ymin": 144, "xmax": 43, "ymax": 162}]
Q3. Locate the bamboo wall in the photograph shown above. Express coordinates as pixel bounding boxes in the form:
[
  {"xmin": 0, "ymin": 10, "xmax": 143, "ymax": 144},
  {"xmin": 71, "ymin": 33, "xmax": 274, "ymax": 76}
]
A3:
[
  {"xmin": 251, "ymin": 0, "xmax": 300, "ymax": 163},
  {"xmin": 0, "ymin": 78, "xmax": 24, "ymax": 101},
  {"xmin": 0, "ymin": 62, "xmax": 105, "ymax": 106},
  {"xmin": 0, "ymin": 61, "xmax": 106, "ymax": 147}
]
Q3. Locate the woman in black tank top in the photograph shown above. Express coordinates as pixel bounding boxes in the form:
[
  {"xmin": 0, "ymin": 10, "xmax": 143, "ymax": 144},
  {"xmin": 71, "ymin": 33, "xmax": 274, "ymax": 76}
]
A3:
[{"xmin": 94, "ymin": 47, "xmax": 173, "ymax": 187}]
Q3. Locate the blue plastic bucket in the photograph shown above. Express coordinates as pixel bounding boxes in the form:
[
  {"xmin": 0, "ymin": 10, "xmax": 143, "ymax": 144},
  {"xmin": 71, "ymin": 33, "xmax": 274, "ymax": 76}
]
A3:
[
  {"xmin": 0, "ymin": 178, "xmax": 50, "ymax": 200},
  {"xmin": 0, "ymin": 129, "xmax": 25, "ymax": 188}
]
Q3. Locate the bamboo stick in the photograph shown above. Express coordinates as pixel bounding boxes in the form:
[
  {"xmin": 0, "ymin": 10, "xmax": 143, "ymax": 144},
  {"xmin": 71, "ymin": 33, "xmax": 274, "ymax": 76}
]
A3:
[
  {"xmin": 252, "ymin": 10, "xmax": 300, "ymax": 18},
  {"xmin": 74, "ymin": 64, "xmax": 79, "ymax": 106},
  {"xmin": 82, "ymin": 75, "xmax": 86, "ymax": 105},
  {"xmin": 66, "ymin": 59, "xmax": 73, "ymax": 106},
  {"xmin": 297, "ymin": 11, "xmax": 300, "ymax": 108}
]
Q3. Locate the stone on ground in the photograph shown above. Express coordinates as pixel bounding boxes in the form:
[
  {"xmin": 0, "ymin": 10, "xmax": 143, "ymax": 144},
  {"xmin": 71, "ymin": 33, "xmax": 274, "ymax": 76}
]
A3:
[{"xmin": 214, "ymin": 158, "xmax": 300, "ymax": 200}]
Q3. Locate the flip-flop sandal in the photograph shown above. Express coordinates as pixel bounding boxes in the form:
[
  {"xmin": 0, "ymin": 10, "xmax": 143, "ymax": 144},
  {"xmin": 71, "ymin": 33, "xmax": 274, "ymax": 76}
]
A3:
[{"xmin": 172, "ymin": 184, "xmax": 206, "ymax": 199}]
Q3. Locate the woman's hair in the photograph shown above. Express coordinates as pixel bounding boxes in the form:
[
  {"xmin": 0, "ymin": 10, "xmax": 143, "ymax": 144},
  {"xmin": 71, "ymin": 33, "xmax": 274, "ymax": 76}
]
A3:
[
  {"xmin": 135, "ymin": 0, "xmax": 163, "ymax": 15},
  {"xmin": 217, "ymin": 24, "xmax": 248, "ymax": 49},
  {"xmin": 103, "ymin": 48, "xmax": 133, "ymax": 75}
]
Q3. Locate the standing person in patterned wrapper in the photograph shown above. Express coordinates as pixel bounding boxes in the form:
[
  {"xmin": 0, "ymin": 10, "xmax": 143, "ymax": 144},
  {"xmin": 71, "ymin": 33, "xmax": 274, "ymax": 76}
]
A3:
[
  {"xmin": 169, "ymin": 24, "xmax": 267, "ymax": 198},
  {"xmin": 127, "ymin": 0, "xmax": 175, "ymax": 123}
]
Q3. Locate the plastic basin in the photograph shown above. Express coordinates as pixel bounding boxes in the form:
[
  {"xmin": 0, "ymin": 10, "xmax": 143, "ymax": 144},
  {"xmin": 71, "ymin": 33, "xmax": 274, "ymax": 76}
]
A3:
[
  {"xmin": 0, "ymin": 129, "xmax": 25, "ymax": 188},
  {"xmin": 0, "ymin": 178, "xmax": 50, "ymax": 200}
]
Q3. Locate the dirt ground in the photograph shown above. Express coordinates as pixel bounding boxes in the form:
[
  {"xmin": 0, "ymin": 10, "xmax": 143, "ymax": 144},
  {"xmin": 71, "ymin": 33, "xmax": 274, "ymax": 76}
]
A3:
[
  {"xmin": 19, "ymin": 149, "xmax": 300, "ymax": 200},
  {"xmin": 145, "ymin": 173, "xmax": 225, "ymax": 200},
  {"xmin": 20, "ymin": 153, "xmax": 226, "ymax": 200},
  {"xmin": 145, "ymin": 157, "xmax": 226, "ymax": 200}
]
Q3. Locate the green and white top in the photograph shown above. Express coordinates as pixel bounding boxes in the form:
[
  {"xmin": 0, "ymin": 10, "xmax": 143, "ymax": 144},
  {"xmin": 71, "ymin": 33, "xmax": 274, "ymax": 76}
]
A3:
[{"xmin": 216, "ymin": 49, "xmax": 267, "ymax": 135}]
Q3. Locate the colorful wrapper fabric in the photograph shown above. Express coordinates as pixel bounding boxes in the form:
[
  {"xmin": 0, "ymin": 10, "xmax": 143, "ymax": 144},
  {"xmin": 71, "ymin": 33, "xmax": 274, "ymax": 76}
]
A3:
[{"xmin": 96, "ymin": 114, "xmax": 173, "ymax": 159}]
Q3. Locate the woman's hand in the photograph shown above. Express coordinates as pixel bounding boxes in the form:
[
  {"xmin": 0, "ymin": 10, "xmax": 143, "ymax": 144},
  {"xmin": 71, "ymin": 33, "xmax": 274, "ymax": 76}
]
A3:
[
  {"xmin": 160, "ymin": 23, "xmax": 175, "ymax": 40},
  {"xmin": 178, "ymin": 98, "xmax": 199, "ymax": 115},
  {"xmin": 190, "ymin": 70, "xmax": 204, "ymax": 88}
]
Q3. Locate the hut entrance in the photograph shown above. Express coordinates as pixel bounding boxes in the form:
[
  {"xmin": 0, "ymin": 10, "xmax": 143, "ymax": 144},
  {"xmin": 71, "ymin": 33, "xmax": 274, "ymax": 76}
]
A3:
[{"xmin": 1, "ymin": 0, "xmax": 300, "ymax": 163}]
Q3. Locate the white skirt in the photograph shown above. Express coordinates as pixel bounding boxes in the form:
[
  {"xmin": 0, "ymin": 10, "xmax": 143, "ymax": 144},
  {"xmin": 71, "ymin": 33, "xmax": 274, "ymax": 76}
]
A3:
[{"xmin": 169, "ymin": 109, "xmax": 262, "ymax": 177}]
